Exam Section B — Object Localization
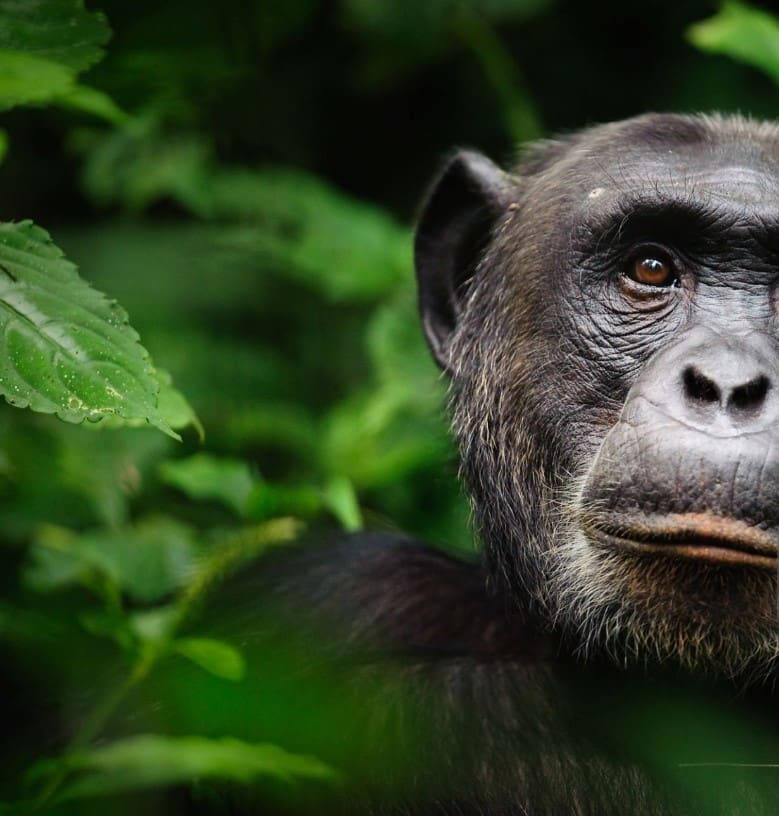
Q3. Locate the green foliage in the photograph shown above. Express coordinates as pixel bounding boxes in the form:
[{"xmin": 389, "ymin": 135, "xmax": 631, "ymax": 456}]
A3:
[
  {"xmin": 173, "ymin": 637, "xmax": 246, "ymax": 681},
  {"xmin": 159, "ymin": 453, "xmax": 255, "ymax": 515},
  {"xmin": 0, "ymin": 0, "xmax": 110, "ymax": 72},
  {"xmin": 79, "ymin": 122, "xmax": 412, "ymax": 301},
  {"xmin": 688, "ymin": 2, "xmax": 779, "ymax": 86},
  {"xmin": 0, "ymin": 221, "xmax": 187, "ymax": 438},
  {"xmin": 0, "ymin": 0, "xmax": 124, "ymax": 120},
  {"xmin": 26, "ymin": 517, "xmax": 199, "ymax": 603},
  {"xmin": 55, "ymin": 735, "xmax": 336, "ymax": 800}
]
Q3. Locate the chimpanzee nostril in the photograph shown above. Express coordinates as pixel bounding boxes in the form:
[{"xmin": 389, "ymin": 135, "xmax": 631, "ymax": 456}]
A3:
[
  {"xmin": 682, "ymin": 366, "xmax": 720, "ymax": 405},
  {"xmin": 630, "ymin": 329, "xmax": 779, "ymax": 433},
  {"xmin": 728, "ymin": 375, "xmax": 770, "ymax": 414}
]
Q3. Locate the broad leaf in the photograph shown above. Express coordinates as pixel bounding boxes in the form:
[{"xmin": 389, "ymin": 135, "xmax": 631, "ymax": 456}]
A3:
[
  {"xmin": 159, "ymin": 453, "xmax": 254, "ymax": 515},
  {"xmin": 0, "ymin": 51, "xmax": 72, "ymax": 108},
  {"xmin": 688, "ymin": 1, "xmax": 779, "ymax": 85},
  {"xmin": 0, "ymin": 0, "xmax": 110, "ymax": 72},
  {"xmin": 56, "ymin": 735, "xmax": 337, "ymax": 800},
  {"xmin": 0, "ymin": 221, "xmax": 176, "ymax": 437},
  {"xmin": 93, "ymin": 368, "xmax": 203, "ymax": 440},
  {"xmin": 0, "ymin": 51, "xmax": 122, "ymax": 118},
  {"xmin": 174, "ymin": 637, "xmax": 246, "ymax": 681},
  {"xmin": 26, "ymin": 517, "xmax": 199, "ymax": 603},
  {"xmin": 0, "ymin": 0, "xmax": 122, "ymax": 117}
]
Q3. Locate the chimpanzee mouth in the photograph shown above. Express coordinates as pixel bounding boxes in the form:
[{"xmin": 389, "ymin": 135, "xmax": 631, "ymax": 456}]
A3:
[{"xmin": 582, "ymin": 512, "xmax": 779, "ymax": 569}]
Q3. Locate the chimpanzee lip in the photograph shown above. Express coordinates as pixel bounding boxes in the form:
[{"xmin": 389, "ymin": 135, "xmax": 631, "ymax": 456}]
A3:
[{"xmin": 582, "ymin": 512, "xmax": 778, "ymax": 570}]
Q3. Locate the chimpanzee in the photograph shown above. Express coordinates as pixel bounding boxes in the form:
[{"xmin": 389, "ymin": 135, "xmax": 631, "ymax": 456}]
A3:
[{"xmin": 204, "ymin": 113, "xmax": 779, "ymax": 816}]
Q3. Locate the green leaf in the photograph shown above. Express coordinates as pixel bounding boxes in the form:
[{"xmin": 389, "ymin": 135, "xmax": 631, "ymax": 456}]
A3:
[
  {"xmin": 154, "ymin": 368, "xmax": 204, "ymax": 440},
  {"xmin": 55, "ymin": 420, "xmax": 172, "ymax": 528},
  {"xmin": 58, "ymin": 82, "xmax": 129, "ymax": 125},
  {"xmin": 79, "ymin": 609, "xmax": 134, "ymax": 651},
  {"xmin": 0, "ymin": 0, "xmax": 111, "ymax": 73},
  {"xmin": 0, "ymin": 52, "xmax": 122, "ymax": 121},
  {"xmin": 321, "ymin": 476, "xmax": 362, "ymax": 531},
  {"xmin": 93, "ymin": 368, "xmax": 203, "ymax": 440},
  {"xmin": 159, "ymin": 453, "xmax": 255, "ymax": 515},
  {"xmin": 57, "ymin": 735, "xmax": 337, "ymax": 800},
  {"xmin": 128, "ymin": 606, "xmax": 178, "ymax": 644},
  {"xmin": 0, "ymin": 221, "xmax": 176, "ymax": 437},
  {"xmin": 244, "ymin": 483, "xmax": 322, "ymax": 522},
  {"xmin": 200, "ymin": 169, "xmax": 412, "ymax": 302},
  {"xmin": 174, "ymin": 637, "xmax": 246, "ymax": 681},
  {"xmin": 0, "ymin": 51, "xmax": 72, "ymax": 109},
  {"xmin": 26, "ymin": 517, "xmax": 199, "ymax": 603},
  {"xmin": 367, "ymin": 290, "xmax": 442, "ymax": 394},
  {"xmin": 0, "ymin": 1, "xmax": 120, "ymax": 117},
  {"xmin": 688, "ymin": 1, "xmax": 779, "ymax": 85},
  {"xmin": 79, "ymin": 125, "xmax": 412, "ymax": 301},
  {"xmin": 322, "ymin": 385, "xmax": 451, "ymax": 488},
  {"xmin": 80, "ymin": 119, "xmax": 212, "ymax": 211}
]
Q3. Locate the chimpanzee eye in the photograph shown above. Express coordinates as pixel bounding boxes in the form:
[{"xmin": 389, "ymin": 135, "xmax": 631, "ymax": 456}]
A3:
[{"xmin": 627, "ymin": 256, "xmax": 678, "ymax": 288}]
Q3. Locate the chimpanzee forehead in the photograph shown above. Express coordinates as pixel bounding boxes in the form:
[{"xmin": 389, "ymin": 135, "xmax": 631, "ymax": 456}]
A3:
[
  {"xmin": 611, "ymin": 116, "xmax": 779, "ymax": 185},
  {"xmin": 562, "ymin": 121, "xmax": 779, "ymax": 226},
  {"xmin": 585, "ymin": 159, "xmax": 779, "ymax": 209}
]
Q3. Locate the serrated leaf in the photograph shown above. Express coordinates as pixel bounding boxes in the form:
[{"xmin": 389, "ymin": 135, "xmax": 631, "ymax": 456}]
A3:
[
  {"xmin": 0, "ymin": 221, "xmax": 176, "ymax": 437},
  {"xmin": 0, "ymin": 0, "xmax": 110, "ymax": 73},
  {"xmin": 56, "ymin": 735, "xmax": 336, "ymax": 801},
  {"xmin": 688, "ymin": 1, "xmax": 779, "ymax": 85},
  {"xmin": 174, "ymin": 637, "xmax": 246, "ymax": 681},
  {"xmin": 93, "ymin": 368, "xmax": 203, "ymax": 440},
  {"xmin": 159, "ymin": 453, "xmax": 254, "ymax": 515}
]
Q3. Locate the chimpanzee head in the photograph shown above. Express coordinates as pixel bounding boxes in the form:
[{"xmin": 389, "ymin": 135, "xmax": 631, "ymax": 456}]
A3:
[{"xmin": 415, "ymin": 113, "xmax": 779, "ymax": 678}]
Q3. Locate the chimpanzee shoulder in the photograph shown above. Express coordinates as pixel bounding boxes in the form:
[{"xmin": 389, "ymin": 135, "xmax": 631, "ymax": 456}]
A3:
[{"xmin": 218, "ymin": 531, "xmax": 554, "ymax": 662}]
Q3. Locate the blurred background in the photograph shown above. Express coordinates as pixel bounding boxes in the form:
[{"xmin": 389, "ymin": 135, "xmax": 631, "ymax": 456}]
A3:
[{"xmin": 0, "ymin": 0, "xmax": 778, "ymax": 813}]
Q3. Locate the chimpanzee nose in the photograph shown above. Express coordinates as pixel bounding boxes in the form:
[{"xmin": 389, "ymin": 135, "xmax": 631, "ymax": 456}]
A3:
[
  {"xmin": 682, "ymin": 365, "xmax": 770, "ymax": 419},
  {"xmin": 670, "ymin": 332, "xmax": 779, "ymax": 431}
]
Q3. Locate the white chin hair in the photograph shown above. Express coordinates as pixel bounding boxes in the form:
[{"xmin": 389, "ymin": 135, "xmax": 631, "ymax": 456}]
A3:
[{"xmin": 544, "ymin": 526, "xmax": 779, "ymax": 681}]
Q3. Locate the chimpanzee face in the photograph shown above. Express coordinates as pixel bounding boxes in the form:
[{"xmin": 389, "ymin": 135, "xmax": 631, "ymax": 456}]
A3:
[{"xmin": 416, "ymin": 115, "xmax": 779, "ymax": 677}]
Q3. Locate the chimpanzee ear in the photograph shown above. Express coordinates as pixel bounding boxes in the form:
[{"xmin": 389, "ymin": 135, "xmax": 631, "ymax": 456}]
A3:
[{"xmin": 414, "ymin": 150, "xmax": 512, "ymax": 371}]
